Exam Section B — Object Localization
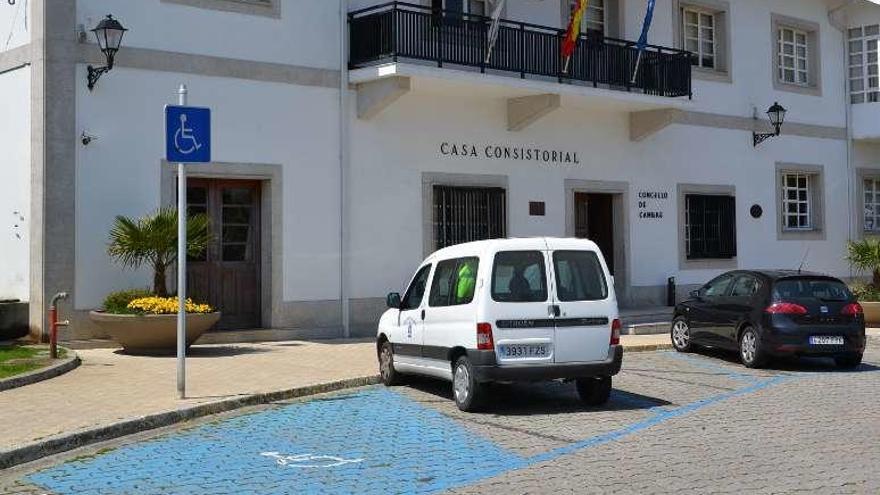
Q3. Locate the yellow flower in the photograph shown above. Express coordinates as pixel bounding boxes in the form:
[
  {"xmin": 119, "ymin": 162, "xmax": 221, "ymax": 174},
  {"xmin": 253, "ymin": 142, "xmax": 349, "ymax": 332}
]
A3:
[{"xmin": 127, "ymin": 296, "xmax": 214, "ymax": 314}]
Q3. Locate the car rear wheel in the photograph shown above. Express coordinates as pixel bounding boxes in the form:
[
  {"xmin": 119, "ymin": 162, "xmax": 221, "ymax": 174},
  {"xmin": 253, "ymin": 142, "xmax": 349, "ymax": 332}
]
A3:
[
  {"xmin": 835, "ymin": 353, "xmax": 863, "ymax": 369},
  {"xmin": 739, "ymin": 327, "xmax": 766, "ymax": 369},
  {"xmin": 671, "ymin": 317, "xmax": 693, "ymax": 353},
  {"xmin": 378, "ymin": 341, "xmax": 401, "ymax": 386},
  {"xmin": 576, "ymin": 376, "xmax": 612, "ymax": 406},
  {"xmin": 452, "ymin": 356, "xmax": 484, "ymax": 412}
]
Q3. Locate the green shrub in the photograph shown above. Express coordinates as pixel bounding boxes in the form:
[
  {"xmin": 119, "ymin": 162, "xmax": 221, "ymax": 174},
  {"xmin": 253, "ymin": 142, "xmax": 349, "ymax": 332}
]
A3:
[
  {"xmin": 103, "ymin": 288, "xmax": 153, "ymax": 314},
  {"xmin": 851, "ymin": 283, "xmax": 880, "ymax": 303}
]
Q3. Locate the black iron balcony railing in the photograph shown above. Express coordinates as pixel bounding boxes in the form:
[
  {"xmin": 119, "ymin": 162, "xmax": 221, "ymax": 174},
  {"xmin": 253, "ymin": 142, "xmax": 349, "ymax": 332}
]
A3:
[{"xmin": 349, "ymin": 2, "xmax": 692, "ymax": 99}]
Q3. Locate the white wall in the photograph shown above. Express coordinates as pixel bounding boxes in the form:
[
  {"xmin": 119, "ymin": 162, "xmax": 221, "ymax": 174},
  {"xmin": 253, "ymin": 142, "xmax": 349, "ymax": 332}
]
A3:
[
  {"xmin": 74, "ymin": 67, "xmax": 341, "ymax": 310},
  {"xmin": 0, "ymin": 0, "xmax": 30, "ymax": 52},
  {"xmin": 0, "ymin": 66, "xmax": 31, "ymax": 301},
  {"xmin": 76, "ymin": 0, "xmax": 341, "ymax": 70},
  {"xmin": 349, "ymin": 88, "xmax": 852, "ymax": 298}
]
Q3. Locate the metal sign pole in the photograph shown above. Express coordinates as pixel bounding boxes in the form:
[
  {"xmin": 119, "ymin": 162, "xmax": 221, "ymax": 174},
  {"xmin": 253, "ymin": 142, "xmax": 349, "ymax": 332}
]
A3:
[{"xmin": 177, "ymin": 84, "xmax": 188, "ymax": 400}]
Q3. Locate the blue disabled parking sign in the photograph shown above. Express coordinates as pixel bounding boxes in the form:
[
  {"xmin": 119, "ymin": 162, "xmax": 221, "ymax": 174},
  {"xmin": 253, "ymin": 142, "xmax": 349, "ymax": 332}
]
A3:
[{"xmin": 165, "ymin": 105, "xmax": 211, "ymax": 163}]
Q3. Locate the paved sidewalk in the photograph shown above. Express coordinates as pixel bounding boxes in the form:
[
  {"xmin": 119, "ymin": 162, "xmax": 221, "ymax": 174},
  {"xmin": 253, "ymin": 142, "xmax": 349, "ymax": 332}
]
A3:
[{"xmin": 0, "ymin": 334, "xmax": 671, "ymax": 466}]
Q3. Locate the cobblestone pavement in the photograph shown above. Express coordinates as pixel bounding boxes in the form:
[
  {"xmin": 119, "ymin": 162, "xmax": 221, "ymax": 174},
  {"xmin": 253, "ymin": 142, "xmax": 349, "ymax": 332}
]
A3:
[{"xmin": 2, "ymin": 340, "xmax": 878, "ymax": 495}]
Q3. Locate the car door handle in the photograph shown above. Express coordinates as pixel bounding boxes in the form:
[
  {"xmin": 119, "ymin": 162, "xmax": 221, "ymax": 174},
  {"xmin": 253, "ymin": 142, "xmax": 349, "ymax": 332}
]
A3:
[
  {"xmin": 548, "ymin": 305, "xmax": 561, "ymax": 317},
  {"xmin": 421, "ymin": 309, "xmax": 426, "ymax": 321}
]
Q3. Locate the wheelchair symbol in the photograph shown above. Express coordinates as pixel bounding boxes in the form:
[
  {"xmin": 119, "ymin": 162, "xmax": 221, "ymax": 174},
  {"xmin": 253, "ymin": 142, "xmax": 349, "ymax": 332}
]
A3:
[{"xmin": 173, "ymin": 113, "xmax": 202, "ymax": 155}]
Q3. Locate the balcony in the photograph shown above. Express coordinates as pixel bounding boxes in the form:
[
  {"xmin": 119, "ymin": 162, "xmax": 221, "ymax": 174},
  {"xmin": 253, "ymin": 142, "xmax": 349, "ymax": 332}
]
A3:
[{"xmin": 348, "ymin": 2, "xmax": 693, "ymax": 124}]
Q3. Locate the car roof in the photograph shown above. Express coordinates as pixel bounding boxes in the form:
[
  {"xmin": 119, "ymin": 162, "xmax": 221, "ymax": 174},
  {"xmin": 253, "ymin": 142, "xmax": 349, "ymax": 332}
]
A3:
[
  {"xmin": 738, "ymin": 269, "xmax": 838, "ymax": 281},
  {"xmin": 425, "ymin": 237, "xmax": 601, "ymax": 263}
]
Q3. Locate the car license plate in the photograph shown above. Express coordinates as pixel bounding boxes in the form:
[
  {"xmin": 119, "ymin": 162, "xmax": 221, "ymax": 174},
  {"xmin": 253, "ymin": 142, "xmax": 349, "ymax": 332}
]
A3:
[
  {"xmin": 809, "ymin": 336, "xmax": 844, "ymax": 346},
  {"xmin": 499, "ymin": 344, "xmax": 549, "ymax": 358}
]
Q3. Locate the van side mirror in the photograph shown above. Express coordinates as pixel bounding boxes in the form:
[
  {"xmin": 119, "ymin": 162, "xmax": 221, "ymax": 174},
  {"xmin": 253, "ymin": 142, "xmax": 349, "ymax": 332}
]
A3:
[
  {"xmin": 386, "ymin": 292, "xmax": 402, "ymax": 309},
  {"xmin": 690, "ymin": 289, "xmax": 702, "ymax": 300}
]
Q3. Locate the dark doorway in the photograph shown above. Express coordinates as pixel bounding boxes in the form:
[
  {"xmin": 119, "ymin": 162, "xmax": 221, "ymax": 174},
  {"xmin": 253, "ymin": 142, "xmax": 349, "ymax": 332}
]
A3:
[
  {"xmin": 574, "ymin": 192, "xmax": 615, "ymax": 274},
  {"xmin": 186, "ymin": 179, "xmax": 262, "ymax": 330}
]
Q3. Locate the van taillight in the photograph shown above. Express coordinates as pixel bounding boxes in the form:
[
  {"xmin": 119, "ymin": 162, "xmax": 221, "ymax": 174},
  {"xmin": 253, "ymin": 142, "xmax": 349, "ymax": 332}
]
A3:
[
  {"xmin": 477, "ymin": 323, "xmax": 494, "ymax": 350},
  {"xmin": 842, "ymin": 303, "xmax": 863, "ymax": 316},
  {"xmin": 610, "ymin": 319, "xmax": 621, "ymax": 346},
  {"xmin": 765, "ymin": 302, "xmax": 808, "ymax": 315}
]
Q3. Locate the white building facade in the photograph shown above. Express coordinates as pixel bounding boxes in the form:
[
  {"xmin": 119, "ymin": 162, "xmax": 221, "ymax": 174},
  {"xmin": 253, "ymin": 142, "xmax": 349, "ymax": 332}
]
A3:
[{"xmin": 0, "ymin": 0, "xmax": 878, "ymax": 340}]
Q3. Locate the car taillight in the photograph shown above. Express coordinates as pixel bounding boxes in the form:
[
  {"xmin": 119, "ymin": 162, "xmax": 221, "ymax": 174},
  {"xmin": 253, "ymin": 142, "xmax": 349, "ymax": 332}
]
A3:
[
  {"xmin": 842, "ymin": 303, "xmax": 863, "ymax": 316},
  {"xmin": 610, "ymin": 319, "xmax": 621, "ymax": 346},
  {"xmin": 765, "ymin": 302, "xmax": 808, "ymax": 315},
  {"xmin": 477, "ymin": 322, "xmax": 494, "ymax": 350}
]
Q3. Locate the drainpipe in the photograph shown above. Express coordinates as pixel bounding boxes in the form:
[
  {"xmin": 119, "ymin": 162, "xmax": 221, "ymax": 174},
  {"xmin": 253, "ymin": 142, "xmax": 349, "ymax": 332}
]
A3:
[
  {"xmin": 829, "ymin": 2, "xmax": 856, "ymax": 252},
  {"xmin": 340, "ymin": 0, "xmax": 351, "ymax": 338}
]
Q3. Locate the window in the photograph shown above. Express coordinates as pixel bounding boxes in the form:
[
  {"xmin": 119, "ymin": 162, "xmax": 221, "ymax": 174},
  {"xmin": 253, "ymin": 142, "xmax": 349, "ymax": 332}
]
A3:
[
  {"xmin": 781, "ymin": 173, "xmax": 812, "ymax": 230},
  {"xmin": 865, "ymin": 177, "xmax": 880, "ymax": 232},
  {"xmin": 429, "ymin": 257, "xmax": 479, "ymax": 307},
  {"xmin": 703, "ymin": 274, "xmax": 734, "ymax": 297},
  {"xmin": 401, "ymin": 265, "xmax": 432, "ymax": 310},
  {"xmin": 683, "ymin": 8, "xmax": 716, "ymax": 69},
  {"xmin": 772, "ymin": 14, "xmax": 821, "ymax": 95},
  {"xmin": 433, "ymin": 186, "xmax": 506, "ymax": 250},
  {"xmin": 772, "ymin": 278, "xmax": 851, "ymax": 302},
  {"xmin": 161, "ymin": 0, "xmax": 279, "ymax": 18},
  {"xmin": 685, "ymin": 194, "xmax": 737, "ymax": 260},
  {"xmin": 730, "ymin": 275, "xmax": 761, "ymax": 298},
  {"xmin": 491, "ymin": 251, "xmax": 548, "ymax": 303},
  {"xmin": 553, "ymin": 251, "xmax": 608, "ymax": 302},
  {"xmin": 776, "ymin": 165, "xmax": 824, "ymax": 239},
  {"xmin": 562, "ymin": 0, "xmax": 611, "ymax": 37},
  {"xmin": 778, "ymin": 27, "xmax": 809, "ymax": 86},
  {"xmin": 849, "ymin": 25, "xmax": 880, "ymax": 104}
]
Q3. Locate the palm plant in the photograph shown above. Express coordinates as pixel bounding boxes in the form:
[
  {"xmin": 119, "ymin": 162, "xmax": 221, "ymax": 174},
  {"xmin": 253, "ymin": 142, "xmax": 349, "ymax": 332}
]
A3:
[
  {"xmin": 846, "ymin": 237, "xmax": 880, "ymax": 289},
  {"xmin": 108, "ymin": 207, "xmax": 210, "ymax": 297}
]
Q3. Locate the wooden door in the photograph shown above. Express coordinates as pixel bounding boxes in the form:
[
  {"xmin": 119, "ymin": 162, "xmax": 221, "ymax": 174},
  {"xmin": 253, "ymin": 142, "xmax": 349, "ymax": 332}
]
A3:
[
  {"xmin": 574, "ymin": 192, "xmax": 615, "ymax": 274},
  {"xmin": 186, "ymin": 179, "xmax": 262, "ymax": 330}
]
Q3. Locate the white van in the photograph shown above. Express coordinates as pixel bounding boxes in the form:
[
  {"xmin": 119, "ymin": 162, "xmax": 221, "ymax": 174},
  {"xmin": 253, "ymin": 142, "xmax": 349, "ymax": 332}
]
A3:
[{"xmin": 377, "ymin": 238, "xmax": 623, "ymax": 411}]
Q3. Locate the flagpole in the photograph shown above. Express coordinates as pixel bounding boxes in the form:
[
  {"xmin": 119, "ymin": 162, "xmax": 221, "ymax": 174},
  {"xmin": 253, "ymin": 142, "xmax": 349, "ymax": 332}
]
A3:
[
  {"xmin": 630, "ymin": 51, "xmax": 643, "ymax": 84},
  {"xmin": 563, "ymin": 56, "xmax": 571, "ymax": 75}
]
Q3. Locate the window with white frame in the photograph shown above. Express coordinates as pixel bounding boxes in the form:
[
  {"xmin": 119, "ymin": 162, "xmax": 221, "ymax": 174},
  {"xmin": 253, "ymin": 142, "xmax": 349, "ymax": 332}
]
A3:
[
  {"xmin": 849, "ymin": 25, "xmax": 880, "ymax": 104},
  {"xmin": 782, "ymin": 173, "xmax": 812, "ymax": 230},
  {"xmin": 778, "ymin": 27, "xmax": 809, "ymax": 86},
  {"xmin": 682, "ymin": 8, "xmax": 716, "ymax": 69},
  {"xmin": 865, "ymin": 178, "xmax": 880, "ymax": 232},
  {"xmin": 564, "ymin": 0, "xmax": 606, "ymax": 37}
]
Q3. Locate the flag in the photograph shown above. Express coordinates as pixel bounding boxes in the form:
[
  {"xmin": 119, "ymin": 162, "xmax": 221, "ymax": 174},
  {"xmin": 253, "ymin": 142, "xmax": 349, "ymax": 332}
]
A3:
[
  {"xmin": 484, "ymin": 0, "xmax": 507, "ymax": 64},
  {"xmin": 631, "ymin": 0, "xmax": 657, "ymax": 83},
  {"xmin": 561, "ymin": 0, "xmax": 588, "ymax": 70}
]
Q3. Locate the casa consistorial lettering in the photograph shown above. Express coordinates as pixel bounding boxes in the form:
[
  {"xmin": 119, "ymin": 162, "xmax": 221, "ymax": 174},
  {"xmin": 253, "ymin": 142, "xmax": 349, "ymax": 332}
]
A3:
[{"xmin": 440, "ymin": 142, "xmax": 581, "ymax": 165}]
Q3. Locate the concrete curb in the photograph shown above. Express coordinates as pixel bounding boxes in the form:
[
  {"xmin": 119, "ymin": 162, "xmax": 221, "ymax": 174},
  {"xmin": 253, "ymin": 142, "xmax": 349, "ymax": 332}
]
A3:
[
  {"xmin": 623, "ymin": 343, "xmax": 674, "ymax": 353},
  {"xmin": 0, "ymin": 348, "xmax": 80, "ymax": 393},
  {"xmin": 0, "ymin": 374, "xmax": 380, "ymax": 470}
]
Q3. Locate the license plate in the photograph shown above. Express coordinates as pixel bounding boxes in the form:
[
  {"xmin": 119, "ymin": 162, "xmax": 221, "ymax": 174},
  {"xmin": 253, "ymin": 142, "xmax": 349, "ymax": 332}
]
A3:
[
  {"xmin": 499, "ymin": 344, "xmax": 549, "ymax": 358},
  {"xmin": 809, "ymin": 336, "xmax": 844, "ymax": 346}
]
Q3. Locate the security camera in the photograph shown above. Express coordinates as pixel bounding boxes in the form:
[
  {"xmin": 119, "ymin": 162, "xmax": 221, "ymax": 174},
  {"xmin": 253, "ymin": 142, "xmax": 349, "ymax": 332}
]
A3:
[{"xmin": 81, "ymin": 131, "xmax": 98, "ymax": 146}]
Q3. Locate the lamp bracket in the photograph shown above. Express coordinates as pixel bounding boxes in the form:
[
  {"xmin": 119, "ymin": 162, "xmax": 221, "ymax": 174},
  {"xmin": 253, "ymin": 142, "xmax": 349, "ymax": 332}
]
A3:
[{"xmin": 87, "ymin": 65, "xmax": 110, "ymax": 91}]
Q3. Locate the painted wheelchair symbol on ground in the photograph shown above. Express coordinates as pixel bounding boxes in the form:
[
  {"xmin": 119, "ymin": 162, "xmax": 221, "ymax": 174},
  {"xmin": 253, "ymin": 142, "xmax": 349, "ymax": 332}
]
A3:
[{"xmin": 26, "ymin": 353, "xmax": 800, "ymax": 495}]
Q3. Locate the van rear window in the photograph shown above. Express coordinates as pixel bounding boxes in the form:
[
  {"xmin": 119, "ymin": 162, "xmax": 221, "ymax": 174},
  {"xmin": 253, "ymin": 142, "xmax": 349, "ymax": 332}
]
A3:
[
  {"xmin": 773, "ymin": 278, "xmax": 852, "ymax": 302},
  {"xmin": 491, "ymin": 251, "xmax": 548, "ymax": 302},
  {"xmin": 553, "ymin": 251, "xmax": 608, "ymax": 301}
]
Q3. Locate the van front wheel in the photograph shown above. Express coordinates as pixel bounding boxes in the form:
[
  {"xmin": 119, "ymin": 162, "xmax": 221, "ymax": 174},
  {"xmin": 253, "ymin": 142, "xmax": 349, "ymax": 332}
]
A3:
[
  {"xmin": 576, "ymin": 376, "xmax": 612, "ymax": 406},
  {"xmin": 379, "ymin": 341, "xmax": 401, "ymax": 386},
  {"xmin": 452, "ymin": 357, "xmax": 483, "ymax": 412}
]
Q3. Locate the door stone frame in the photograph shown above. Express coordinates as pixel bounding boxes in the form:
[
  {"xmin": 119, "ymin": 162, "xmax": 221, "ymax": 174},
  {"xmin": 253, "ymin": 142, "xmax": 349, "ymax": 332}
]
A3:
[
  {"xmin": 564, "ymin": 179, "xmax": 631, "ymax": 306},
  {"xmin": 161, "ymin": 161, "xmax": 282, "ymax": 329}
]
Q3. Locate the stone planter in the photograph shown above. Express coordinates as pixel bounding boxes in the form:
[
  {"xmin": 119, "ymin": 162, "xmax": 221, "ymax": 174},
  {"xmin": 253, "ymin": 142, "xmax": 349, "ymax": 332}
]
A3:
[
  {"xmin": 861, "ymin": 301, "xmax": 880, "ymax": 326},
  {"xmin": 89, "ymin": 311, "xmax": 221, "ymax": 354}
]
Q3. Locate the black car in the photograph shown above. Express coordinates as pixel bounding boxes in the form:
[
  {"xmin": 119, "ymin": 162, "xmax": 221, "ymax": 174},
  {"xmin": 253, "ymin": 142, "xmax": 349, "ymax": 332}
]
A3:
[{"xmin": 671, "ymin": 270, "xmax": 866, "ymax": 369}]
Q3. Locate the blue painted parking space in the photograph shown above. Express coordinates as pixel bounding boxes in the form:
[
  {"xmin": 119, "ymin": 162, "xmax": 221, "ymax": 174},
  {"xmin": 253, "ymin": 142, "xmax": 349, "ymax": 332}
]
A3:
[{"xmin": 26, "ymin": 353, "xmax": 798, "ymax": 495}]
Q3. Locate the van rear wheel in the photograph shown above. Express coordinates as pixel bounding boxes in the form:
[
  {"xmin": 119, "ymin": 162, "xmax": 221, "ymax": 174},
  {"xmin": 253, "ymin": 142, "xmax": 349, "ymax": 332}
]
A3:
[
  {"xmin": 576, "ymin": 376, "xmax": 612, "ymax": 406},
  {"xmin": 452, "ymin": 357, "xmax": 483, "ymax": 412}
]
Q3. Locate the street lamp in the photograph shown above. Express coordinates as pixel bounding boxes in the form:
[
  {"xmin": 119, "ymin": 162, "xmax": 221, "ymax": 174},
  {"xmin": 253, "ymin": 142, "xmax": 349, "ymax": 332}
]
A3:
[
  {"xmin": 87, "ymin": 14, "xmax": 128, "ymax": 91},
  {"xmin": 753, "ymin": 102, "xmax": 787, "ymax": 147}
]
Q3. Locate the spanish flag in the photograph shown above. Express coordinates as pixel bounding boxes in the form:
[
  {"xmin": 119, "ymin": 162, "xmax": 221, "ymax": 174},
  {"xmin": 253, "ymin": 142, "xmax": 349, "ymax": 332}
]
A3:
[{"xmin": 562, "ymin": 0, "xmax": 589, "ymax": 71}]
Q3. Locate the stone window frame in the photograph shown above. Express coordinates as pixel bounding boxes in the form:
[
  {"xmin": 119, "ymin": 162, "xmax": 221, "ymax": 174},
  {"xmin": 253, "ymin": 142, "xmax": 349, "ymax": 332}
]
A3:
[
  {"xmin": 776, "ymin": 163, "xmax": 825, "ymax": 241},
  {"xmin": 161, "ymin": 0, "xmax": 281, "ymax": 19},
  {"xmin": 771, "ymin": 13, "xmax": 822, "ymax": 97},
  {"xmin": 677, "ymin": 183, "xmax": 738, "ymax": 271},
  {"xmin": 672, "ymin": 0, "xmax": 732, "ymax": 84}
]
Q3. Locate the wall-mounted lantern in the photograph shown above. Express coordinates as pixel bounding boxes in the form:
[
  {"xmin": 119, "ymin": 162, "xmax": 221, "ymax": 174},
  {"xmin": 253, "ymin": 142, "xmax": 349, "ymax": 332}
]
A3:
[
  {"xmin": 753, "ymin": 102, "xmax": 787, "ymax": 147},
  {"xmin": 87, "ymin": 14, "xmax": 128, "ymax": 91}
]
